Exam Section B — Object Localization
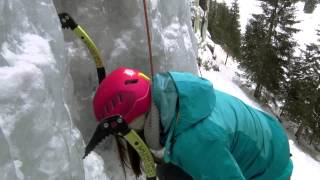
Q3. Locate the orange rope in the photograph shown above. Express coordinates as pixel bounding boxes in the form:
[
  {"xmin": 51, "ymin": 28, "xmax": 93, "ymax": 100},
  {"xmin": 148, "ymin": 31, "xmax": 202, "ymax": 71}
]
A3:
[{"xmin": 142, "ymin": 0, "xmax": 154, "ymax": 78}]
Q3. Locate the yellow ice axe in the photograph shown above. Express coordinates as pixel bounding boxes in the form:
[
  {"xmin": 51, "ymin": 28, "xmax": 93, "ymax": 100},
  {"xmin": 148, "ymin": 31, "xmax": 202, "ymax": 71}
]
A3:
[
  {"xmin": 58, "ymin": 12, "xmax": 105, "ymax": 84},
  {"xmin": 83, "ymin": 115, "xmax": 156, "ymax": 180}
]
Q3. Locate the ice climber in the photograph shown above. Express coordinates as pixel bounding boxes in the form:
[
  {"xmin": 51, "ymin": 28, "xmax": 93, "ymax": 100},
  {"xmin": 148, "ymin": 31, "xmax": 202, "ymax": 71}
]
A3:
[{"xmin": 88, "ymin": 67, "xmax": 293, "ymax": 180}]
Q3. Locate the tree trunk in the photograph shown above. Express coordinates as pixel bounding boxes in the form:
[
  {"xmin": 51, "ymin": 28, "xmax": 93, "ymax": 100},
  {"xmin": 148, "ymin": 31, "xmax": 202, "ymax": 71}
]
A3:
[
  {"xmin": 225, "ymin": 53, "xmax": 229, "ymax": 65},
  {"xmin": 201, "ymin": 0, "xmax": 210, "ymax": 41},
  {"xmin": 309, "ymin": 133, "xmax": 315, "ymax": 145},
  {"xmin": 295, "ymin": 123, "xmax": 304, "ymax": 141},
  {"xmin": 314, "ymin": 143, "xmax": 320, "ymax": 152},
  {"xmin": 254, "ymin": 83, "xmax": 262, "ymax": 98},
  {"xmin": 194, "ymin": 0, "xmax": 200, "ymax": 34},
  {"xmin": 304, "ymin": 0, "xmax": 318, "ymax": 13},
  {"xmin": 280, "ymin": 105, "xmax": 285, "ymax": 117},
  {"xmin": 198, "ymin": 66, "xmax": 203, "ymax": 77},
  {"xmin": 266, "ymin": 0, "xmax": 279, "ymax": 44}
]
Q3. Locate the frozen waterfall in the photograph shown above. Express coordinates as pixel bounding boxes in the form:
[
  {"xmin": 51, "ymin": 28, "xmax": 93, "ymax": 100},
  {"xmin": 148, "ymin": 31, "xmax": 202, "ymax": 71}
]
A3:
[{"xmin": 0, "ymin": 0, "xmax": 198, "ymax": 179}]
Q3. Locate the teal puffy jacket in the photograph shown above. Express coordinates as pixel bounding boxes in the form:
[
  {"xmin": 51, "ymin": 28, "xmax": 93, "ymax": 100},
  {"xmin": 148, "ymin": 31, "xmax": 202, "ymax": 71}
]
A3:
[{"xmin": 152, "ymin": 72, "xmax": 293, "ymax": 180}]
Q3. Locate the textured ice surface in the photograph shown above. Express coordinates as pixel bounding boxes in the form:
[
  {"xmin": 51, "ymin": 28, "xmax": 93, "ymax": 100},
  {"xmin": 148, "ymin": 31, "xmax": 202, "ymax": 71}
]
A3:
[
  {"xmin": 54, "ymin": 0, "xmax": 198, "ymax": 75},
  {"xmin": 53, "ymin": 0, "xmax": 198, "ymax": 179},
  {"xmin": 0, "ymin": 0, "xmax": 85, "ymax": 179},
  {"xmin": 0, "ymin": 0, "xmax": 198, "ymax": 179}
]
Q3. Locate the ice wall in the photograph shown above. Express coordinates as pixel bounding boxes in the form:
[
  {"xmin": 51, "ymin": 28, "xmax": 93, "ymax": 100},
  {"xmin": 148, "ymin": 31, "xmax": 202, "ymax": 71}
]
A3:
[
  {"xmin": 0, "ymin": 0, "xmax": 198, "ymax": 179},
  {"xmin": 53, "ymin": 0, "xmax": 199, "ymax": 179},
  {"xmin": 54, "ymin": 0, "xmax": 198, "ymax": 75},
  {"xmin": 0, "ymin": 0, "xmax": 86, "ymax": 179}
]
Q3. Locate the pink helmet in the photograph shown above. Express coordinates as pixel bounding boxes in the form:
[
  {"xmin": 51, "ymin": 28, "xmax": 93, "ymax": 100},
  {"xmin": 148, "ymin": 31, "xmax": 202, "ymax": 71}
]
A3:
[{"xmin": 93, "ymin": 67, "xmax": 151, "ymax": 124}]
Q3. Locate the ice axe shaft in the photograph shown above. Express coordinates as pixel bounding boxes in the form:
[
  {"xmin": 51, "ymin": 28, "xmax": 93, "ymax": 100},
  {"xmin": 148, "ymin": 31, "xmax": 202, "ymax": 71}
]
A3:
[{"xmin": 58, "ymin": 12, "xmax": 106, "ymax": 84}]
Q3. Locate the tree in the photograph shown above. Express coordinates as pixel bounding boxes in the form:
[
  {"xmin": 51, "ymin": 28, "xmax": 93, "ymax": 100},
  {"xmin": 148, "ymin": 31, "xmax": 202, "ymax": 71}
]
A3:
[
  {"xmin": 208, "ymin": 0, "xmax": 241, "ymax": 60},
  {"xmin": 240, "ymin": 0, "xmax": 299, "ymax": 98},
  {"xmin": 229, "ymin": 0, "xmax": 241, "ymax": 59},
  {"xmin": 303, "ymin": 0, "xmax": 319, "ymax": 14},
  {"xmin": 284, "ymin": 29, "xmax": 320, "ymax": 141},
  {"xmin": 200, "ymin": 0, "xmax": 210, "ymax": 41},
  {"xmin": 241, "ymin": 15, "xmax": 272, "ymax": 98}
]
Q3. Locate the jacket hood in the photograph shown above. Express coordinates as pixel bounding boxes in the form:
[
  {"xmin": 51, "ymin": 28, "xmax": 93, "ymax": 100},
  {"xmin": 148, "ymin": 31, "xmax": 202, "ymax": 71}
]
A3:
[{"xmin": 152, "ymin": 72, "xmax": 216, "ymax": 136}]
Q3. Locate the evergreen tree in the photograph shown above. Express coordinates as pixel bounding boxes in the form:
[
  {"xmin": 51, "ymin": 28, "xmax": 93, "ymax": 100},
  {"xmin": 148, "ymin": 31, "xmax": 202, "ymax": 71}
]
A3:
[
  {"xmin": 241, "ymin": 15, "xmax": 268, "ymax": 90},
  {"xmin": 208, "ymin": 1, "xmax": 230, "ymax": 45},
  {"xmin": 240, "ymin": 0, "xmax": 299, "ymax": 98},
  {"xmin": 208, "ymin": 0, "xmax": 241, "ymax": 60},
  {"xmin": 303, "ymin": 0, "xmax": 318, "ymax": 13},
  {"xmin": 229, "ymin": 0, "xmax": 241, "ymax": 59},
  {"xmin": 284, "ymin": 29, "xmax": 320, "ymax": 141}
]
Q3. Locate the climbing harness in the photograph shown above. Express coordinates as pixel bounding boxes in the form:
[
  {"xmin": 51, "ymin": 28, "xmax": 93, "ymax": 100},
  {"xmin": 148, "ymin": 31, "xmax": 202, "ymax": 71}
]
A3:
[{"xmin": 58, "ymin": 12, "xmax": 156, "ymax": 180}]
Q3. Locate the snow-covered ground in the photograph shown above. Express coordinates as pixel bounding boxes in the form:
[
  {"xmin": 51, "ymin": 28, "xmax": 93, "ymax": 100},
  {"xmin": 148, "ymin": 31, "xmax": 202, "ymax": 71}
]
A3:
[
  {"xmin": 205, "ymin": 2, "xmax": 320, "ymax": 178},
  {"xmin": 201, "ymin": 47, "xmax": 320, "ymax": 180}
]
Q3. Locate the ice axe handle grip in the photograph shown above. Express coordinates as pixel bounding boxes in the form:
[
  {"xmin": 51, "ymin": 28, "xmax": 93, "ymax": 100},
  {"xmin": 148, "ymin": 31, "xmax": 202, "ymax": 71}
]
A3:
[{"xmin": 58, "ymin": 13, "xmax": 78, "ymax": 30}]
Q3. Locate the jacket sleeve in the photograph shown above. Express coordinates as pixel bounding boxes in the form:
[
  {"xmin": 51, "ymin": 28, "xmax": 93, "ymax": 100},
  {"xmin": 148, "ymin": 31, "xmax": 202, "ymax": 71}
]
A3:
[{"xmin": 173, "ymin": 136, "xmax": 246, "ymax": 180}]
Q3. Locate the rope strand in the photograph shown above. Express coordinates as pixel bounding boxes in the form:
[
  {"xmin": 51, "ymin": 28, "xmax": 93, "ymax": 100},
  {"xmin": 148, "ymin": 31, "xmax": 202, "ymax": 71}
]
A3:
[{"xmin": 142, "ymin": 0, "xmax": 154, "ymax": 78}]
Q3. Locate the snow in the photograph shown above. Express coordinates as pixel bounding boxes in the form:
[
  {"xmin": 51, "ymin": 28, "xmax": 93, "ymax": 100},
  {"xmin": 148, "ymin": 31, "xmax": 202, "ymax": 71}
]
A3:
[
  {"xmin": 206, "ymin": 63, "xmax": 320, "ymax": 179},
  {"xmin": 289, "ymin": 140, "xmax": 320, "ymax": 180},
  {"xmin": 202, "ymin": 44, "xmax": 320, "ymax": 180},
  {"xmin": 202, "ymin": 67, "xmax": 261, "ymax": 110},
  {"xmin": 294, "ymin": 2, "xmax": 320, "ymax": 47},
  {"xmin": 204, "ymin": 2, "xmax": 320, "ymax": 178},
  {"xmin": 84, "ymin": 152, "xmax": 109, "ymax": 180}
]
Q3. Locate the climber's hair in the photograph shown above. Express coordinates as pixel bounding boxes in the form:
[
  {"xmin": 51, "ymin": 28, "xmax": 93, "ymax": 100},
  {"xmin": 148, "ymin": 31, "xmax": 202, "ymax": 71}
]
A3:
[{"xmin": 116, "ymin": 132, "xmax": 144, "ymax": 178}]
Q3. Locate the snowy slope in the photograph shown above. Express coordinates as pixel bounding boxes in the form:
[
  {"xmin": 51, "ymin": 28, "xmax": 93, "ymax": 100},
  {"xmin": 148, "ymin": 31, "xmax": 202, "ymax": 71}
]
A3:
[
  {"xmin": 201, "ymin": 56, "xmax": 320, "ymax": 180},
  {"xmin": 194, "ymin": 0, "xmax": 320, "ymax": 178},
  {"xmin": 200, "ymin": 38, "xmax": 320, "ymax": 180}
]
